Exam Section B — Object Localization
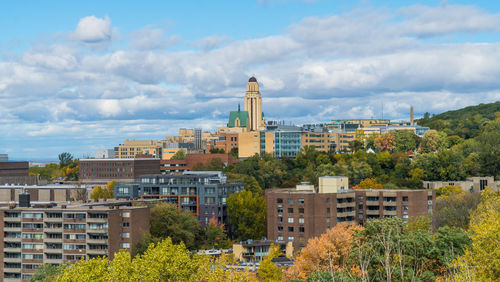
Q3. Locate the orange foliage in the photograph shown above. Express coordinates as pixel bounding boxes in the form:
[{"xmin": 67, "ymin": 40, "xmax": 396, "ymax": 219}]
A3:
[
  {"xmin": 358, "ymin": 178, "xmax": 383, "ymax": 189},
  {"xmin": 285, "ymin": 223, "xmax": 363, "ymax": 280}
]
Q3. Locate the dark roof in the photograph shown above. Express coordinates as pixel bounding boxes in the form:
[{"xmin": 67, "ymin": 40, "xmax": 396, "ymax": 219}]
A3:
[{"xmin": 248, "ymin": 76, "xmax": 257, "ymax": 82}]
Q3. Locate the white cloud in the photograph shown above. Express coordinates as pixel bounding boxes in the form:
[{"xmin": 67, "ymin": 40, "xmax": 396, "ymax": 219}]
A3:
[
  {"xmin": 130, "ymin": 27, "xmax": 180, "ymax": 50},
  {"xmin": 74, "ymin": 15, "xmax": 112, "ymax": 42}
]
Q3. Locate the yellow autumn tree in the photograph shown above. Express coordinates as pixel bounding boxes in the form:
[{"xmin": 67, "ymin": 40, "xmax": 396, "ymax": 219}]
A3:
[
  {"xmin": 454, "ymin": 188, "xmax": 500, "ymax": 281},
  {"xmin": 357, "ymin": 178, "xmax": 383, "ymax": 189},
  {"xmin": 286, "ymin": 223, "xmax": 362, "ymax": 280},
  {"xmin": 258, "ymin": 243, "xmax": 283, "ymax": 281}
]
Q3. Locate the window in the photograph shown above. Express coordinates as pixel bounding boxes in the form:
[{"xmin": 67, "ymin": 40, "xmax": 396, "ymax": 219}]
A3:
[
  {"xmin": 288, "ymin": 236, "xmax": 294, "ymax": 241},
  {"xmin": 402, "ymin": 196, "xmax": 408, "ymax": 202},
  {"xmin": 326, "ymin": 198, "xmax": 330, "ymax": 204},
  {"xmin": 277, "ymin": 236, "xmax": 283, "ymax": 241},
  {"xmin": 288, "ymin": 217, "xmax": 294, "ymax": 223},
  {"xmin": 298, "ymin": 198, "xmax": 304, "ymax": 204},
  {"xmin": 205, "ymin": 197, "xmax": 215, "ymax": 204},
  {"xmin": 22, "ymin": 254, "xmax": 43, "ymax": 260},
  {"xmin": 402, "ymin": 214, "xmax": 409, "ymax": 219},
  {"xmin": 288, "ymin": 208, "xmax": 294, "ymax": 213},
  {"xmin": 299, "ymin": 208, "xmax": 304, "ymax": 214},
  {"xmin": 403, "ymin": 205, "xmax": 408, "ymax": 211},
  {"xmin": 428, "ymin": 195, "xmax": 433, "ymax": 201},
  {"xmin": 287, "ymin": 199, "xmax": 294, "ymax": 204},
  {"xmin": 121, "ymin": 212, "xmax": 130, "ymax": 218},
  {"xmin": 278, "ymin": 226, "xmax": 283, "ymax": 232},
  {"xmin": 277, "ymin": 207, "xmax": 283, "ymax": 213},
  {"xmin": 121, "ymin": 243, "xmax": 130, "ymax": 249},
  {"xmin": 288, "ymin": 226, "xmax": 294, "ymax": 232},
  {"xmin": 277, "ymin": 198, "xmax": 283, "ymax": 204},
  {"xmin": 428, "ymin": 205, "xmax": 432, "ymax": 211},
  {"xmin": 299, "ymin": 218, "xmax": 304, "ymax": 224},
  {"xmin": 326, "ymin": 208, "xmax": 330, "ymax": 214},
  {"xmin": 118, "ymin": 187, "xmax": 129, "ymax": 194},
  {"xmin": 299, "ymin": 227, "xmax": 305, "ymax": 233},
  {"xmin": 277, "ymin": 217, "xmax": 283, "ymax": 222},
  {"xmin": 122, "ymin": 222, "xmax": 130, "ymax": 227},
  {"xmin": 64, "ymin": 234, "xmax": 86, "ymax": 240},
  {"xmin": 22, "ymin": 213, "xmax": 43, "ymax": 219},
  {"xmin": 121, "ymin": 233, "xmax": 130, "ymax": 238}
]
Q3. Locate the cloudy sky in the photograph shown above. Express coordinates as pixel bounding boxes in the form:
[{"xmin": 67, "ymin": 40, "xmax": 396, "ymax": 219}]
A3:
[{"xmin": 1, "ymin": 0, "xmax": 499, "ymax": 160}]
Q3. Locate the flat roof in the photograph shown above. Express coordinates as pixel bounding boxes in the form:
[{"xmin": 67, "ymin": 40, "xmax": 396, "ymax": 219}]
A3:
[{"xmin": 80, "ymin": 158, "xmax": 160, "ymax": 161}]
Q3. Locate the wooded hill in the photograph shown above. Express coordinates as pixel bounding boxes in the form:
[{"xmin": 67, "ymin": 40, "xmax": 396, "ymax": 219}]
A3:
[{"xmin": 417, "ymin": 101, "xmax": 500, "ymax": 139}]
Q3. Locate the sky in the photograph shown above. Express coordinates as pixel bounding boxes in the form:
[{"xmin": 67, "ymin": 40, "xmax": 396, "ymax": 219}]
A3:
[{"xmin": 1, "ymin": 0, "xmax": 500, "ymax": 161}]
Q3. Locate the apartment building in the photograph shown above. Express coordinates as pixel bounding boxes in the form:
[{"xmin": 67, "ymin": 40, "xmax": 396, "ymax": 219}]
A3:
[
  {"xmin": 265, "ymin": 177, "xmax": 435, "ymax": 250},
  {"xmin": 79, "ymin": 158, "xmax": 160, "ymax": 184},
  {"xmin": 114, "ymin": 172, "xmax": 244, "ymax": 228},
  {"xmin": 114, "ymin": 139, "xmax": 163, "ymax": 159},
  {"xmin": 0, "ymin": 185, "xmax": 86, "ymax": 203},
  {"xmin": 0, "ymin": 202, "xmax": 150, "ymax": 281},
  {"xmin": 233, "ymin": 240, "xmax": 293, "ymax": 263}
]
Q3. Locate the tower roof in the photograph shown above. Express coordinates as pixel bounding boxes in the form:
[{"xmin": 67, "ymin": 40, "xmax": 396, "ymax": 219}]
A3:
[{"xmin": 248, "ymin": 76, "xmax": 257, "ymax": 82}]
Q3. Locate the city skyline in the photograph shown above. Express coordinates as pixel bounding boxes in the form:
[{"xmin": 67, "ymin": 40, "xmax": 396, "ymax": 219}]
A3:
[{"xmin": 1, "ymin": 0, "xmax": 500, "ymax": 160}]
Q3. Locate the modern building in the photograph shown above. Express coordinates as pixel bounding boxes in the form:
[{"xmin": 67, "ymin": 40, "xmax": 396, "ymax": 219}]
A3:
[
  {"xmin": 0, "ymin": 202, "xmax": 150, "ymax": 281},
  {"xmin": 423, "ymin": 176, "xmax": 499, "ymax": 193},
  {"xmin": 265, "ymin": 177, "xmax": 435, "ymax": 250},
  {"xmin": 194, "ymin": 128, "xmax": 203, "ymax": 150},
  {"xmin": 260, "ymin": 123, "xmax": 303, "ymax": 158},
  {"xmin": 161, "ymin": 142, "xmax": 195, "ymax": 160},
  {"xmin": 233, "ymin": 240, "xmax": 293, "ymax": 263},
  {"xmin": 79, "ymin": 158, "xmax": 160, "ymax": 185},
  {"xmin": 114, "ymin": 172, "xmax": 244, "ymax": 227}
]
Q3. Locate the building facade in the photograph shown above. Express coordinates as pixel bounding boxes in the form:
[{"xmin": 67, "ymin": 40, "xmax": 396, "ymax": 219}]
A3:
[
  {"xmin": 233, "ymin": 240, "xmax": 293, "ymax": 263},
  {"xmin": 265, "ymin": 186, "xmax": 435, "ymax": 250},
  {"xmin": 0, "ymin": 185, "xmax": 86, "ymax": 203},
  {"xmin": 244, "ymin": 77, "xmax": 265, "ymax": 132},
  {"xmin": 114, "ymin": 172, "xmax": 244, "ymax": 227},
  {"xmin": 0, "ymin": 203, "xmax": 150, "ymax": 281},
  {"xmin": 423, "ymin": 176, "xmax": 499, "ymax": 193},
  {"xmin": 79, "ymin": 159, "xmax": 160, "ymax": 184}
]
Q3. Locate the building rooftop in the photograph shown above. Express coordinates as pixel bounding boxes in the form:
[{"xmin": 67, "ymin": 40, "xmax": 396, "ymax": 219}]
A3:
[
  {"xmin": 80, "ymin": 158, "xmax": 160, "ymax": 161},
  {"xmin": 0, "ymin": 200, "xmax": 149, "ymax": 211}
]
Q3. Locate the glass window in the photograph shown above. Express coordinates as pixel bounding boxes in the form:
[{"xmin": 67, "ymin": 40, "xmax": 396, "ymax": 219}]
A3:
[
  {"xmin": 277, "ymin": 217, "xmax": 283, "ymax": 222},
  {"xmin": 326, "ymin": 208, "xmax": 330, "ymax": 214},
  {"xmin": 299, "ymin": 208, "xmax": 304, "ymax": 214},
  {"xmin": 288, "ymin": 208, "xmax": 293, "ymax": 213},
  {"xmin": 298, "ymin": 198, "xmax": 304, "ymax": 204},
  {"xmin": 287, "ymin": 199, "xmax": 293, "ymax": 204},
  {"xmin": 121, "ymin": 212, "xmax": 130, "ymax": 218},
  {"xmin": 277, "ymin": 207, "xmax": 283, "ymax": 213},
  {"xmin": 288, "ymin": 226, "xmax": 294, "ymax": 232},
  {"xmin": 122, "ymin": 222, "xmax": 130, "ymax": 227},
  {"xmin": 277, "ymin": 236, "xmax": 283, "ymax": 241},
  {"xmin": 121, "ymin": 233, "xmax": 130, "ymax": 238},
  {"xmin": 121, "ymin": 243, "xmax": 130, "ymax": 249},
  {"xmin": 299, "ymin": 227, "xmax": 305, "ymax": 233},
  {"xmin": 277, "ymin": 198, "xmax": 283, "ymax": 204},
  {"xmin": 299, "ymin": 218, "xmax": 304, "ymax": 224},
  {"xmin": 288, "ymin": 236, "xmax": 294, "ymax": 241},
  {"xmin": 288, "ymin": 218, "xmax": 294, "ymax": 223},
  {"xmin": 402, "ymin": 196, "xmax": 408, "ymax": 202},
  {"xmin": 277, "ymin": 226, "xmax": 283, "ymax": 232}
]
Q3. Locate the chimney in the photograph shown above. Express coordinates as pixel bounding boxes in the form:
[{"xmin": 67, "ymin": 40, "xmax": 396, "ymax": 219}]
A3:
[{"xmin": 410, "ymin": 106, "xmax": 414, "ymax": 125}]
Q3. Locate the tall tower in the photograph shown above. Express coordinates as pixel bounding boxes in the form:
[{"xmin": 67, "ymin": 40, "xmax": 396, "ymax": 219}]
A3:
[
  {"xmin": 244, "ymin": 77, "xmax": 265, "ymax": 131},
  {"xmin": 410, "ymin": 106, "xmax": 414, "ymax": 125}
]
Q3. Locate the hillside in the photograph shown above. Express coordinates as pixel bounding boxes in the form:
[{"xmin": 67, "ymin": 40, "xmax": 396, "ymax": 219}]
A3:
[{"xmin": 417, "ymin": 101, "xmax": 500, "ymax": 139}]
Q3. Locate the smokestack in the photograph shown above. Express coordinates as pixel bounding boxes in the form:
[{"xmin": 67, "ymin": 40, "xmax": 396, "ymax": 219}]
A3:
[{"xmin": 410, "ymin": 106, "xmax": 414, "ymax": 125}]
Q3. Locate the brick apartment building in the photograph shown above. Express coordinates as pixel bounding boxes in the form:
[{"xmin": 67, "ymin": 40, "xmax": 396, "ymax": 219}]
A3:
[
  {"xmin": 265, "ymin": 177, "xmax": 435, "ymax": 250},
  {"xmin": 79, "ymin": 158, "xmax": 160, "ymax": 184},
  {"xmin": 0, "ymin": 202, "xmax": 150, "ymax": 281}
]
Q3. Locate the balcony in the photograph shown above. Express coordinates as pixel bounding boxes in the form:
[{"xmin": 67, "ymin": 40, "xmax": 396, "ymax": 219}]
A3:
[
  {"xmin": 86, "ymin": 217, "xmax": 108, "ymax": 223},
  {"xmin": 365, "ymin": 201, "xmax": 380, "ymax": 206},
  {"xmin": 383, "ymin": 201, "xmax": 397, "ymax": 206},
  {"xmin": 4, "ymin": 248, "xmax": 21, "ymax": 253},
  {"xmin": 87, "ymin": 248, "xmax": 108, "ymax": 255},
  {"xmin": 366, "ymin": 210, "xmax": 380, "ymax": 215},
  {"xmin": 44, "ymin": 217, "xmax": 63, "ymax": 222},
  {"xmin": 87, "ymin": 238, "xmax": 108, "ymax": 244},
  {"xmin": 87, "ymin": 228, "xmax": 108, "ymax": 233},
  {"xmin": 44, "ymin": 258, "xmax": 63, "ymax": 264},
  {"xmin": 44, "ymin": 237, "xmax": 63, "ymax": 243},
  {"xmin": 4, "ymin": 237, "xmax": 21, "ymax": 243},
  {"xmin": 3, "ymin": 227, "xmax": 21, "ymax": 232},
  {"xmin": 44, "ymin": 227, "xmax": 62, "ymax": 233},
  {"xmin": 384, "ymin": 210, "xmax": 397, "ymax": 216},
  {"xmin": 4, "ymin": 217, "xmax": 21, "ymax": 222},
  {"xmin": 3, "ymin": 257, "xmax": 21, "ymax": 263}
]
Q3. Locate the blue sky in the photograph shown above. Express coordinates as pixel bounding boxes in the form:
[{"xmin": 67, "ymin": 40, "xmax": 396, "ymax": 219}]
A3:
[{"xmin": 1, "ymin": 0, "xmax": 499, "ymax": 161}]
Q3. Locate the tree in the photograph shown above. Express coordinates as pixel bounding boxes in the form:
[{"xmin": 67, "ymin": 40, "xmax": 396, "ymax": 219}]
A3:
[
  {"xmin": 58, "ymin": 152, "xmax": 74, "ymax": 168},
  {"xmin": 348, "ymin": 139, "xmax": 365, "ymax": 153},
  {"xmin": 209, "ymin": 148, "xmax": 225, "ymax": 154},
  {"xmin": 55, "ymin": 238, "xmax": 256, "ymax": 281},
  {"xmin": 204, "ymin": 217, "xmax": 231, "ymax": 249},
  {"xmin": 287, "ymin": 223, "xmax": 361, "ymax": 280},
  {"xmin": 421, "ymin": 130, "xmax": 441, "ymax": 153},
  {"xmin": 226, "ymin": 173, "xmax": 262, "ymax": 195},
  {"xmin": 150, "ymin": 203, "xmax": 202, "ymax": 250},
  {"xmin": 226, "ymin": 190, "xmax": 266, "ymax": 240},
  {"xmin": 476, "ymin": 120, "xmax": 500, "ymax": 178},
  {"xmin": 31, "ymin": 264, "xmax": 67, "ymax": 282},
  {"xmin": 89, "ymin": 181, "xmax": 114, "ymax": 199},
  {"xmin": 374, "ymin": 133, "xmax": 395, "ymax": 152},
  {"xmin": 458, "ymin": 189, "xmax": 500, "ymax": 280},
  {"xmin": 435, "ymin": 185, "xmax": 463, "ymax": 197},
  {"xmin": 258, "ymin": 244, "xmax": 283, "ymax": 281},
  {"xmin": 391, "ymin": 130, "xmax": 419, "ymax": 153},
  {"xmin": 230, "ymin": 147, "xmax": 238, "ymax": 159},
  {"xmin": 433, "ymin": 191, "xmax": 481, "ymax": 231},
  {"xmin": 170, "ymin": 150, "xmax": 186, "ymax": 160},
  {"xmin": 357, "ymin": 178, "xmax": 383, "ymax": 189}
]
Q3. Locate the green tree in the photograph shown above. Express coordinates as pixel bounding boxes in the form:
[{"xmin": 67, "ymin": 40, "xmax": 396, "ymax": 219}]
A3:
[
  {"xmin": 209, "ymin": 148, "xmax": 225, "ymax": 154},
  {"xmin": 374, "ymin": 133, "xmax": 396, "ymax": 152},
  {"xmin": 204, "ymin": 217, "xmax": 231, "ymax": 249},
  {"xmin": 258, "ymin": 244, "xmax": 283, "ymax": 281},
  {"xmin": 170, "ymin": 150, "xmax": 186, "ymax": 160},
  {"xmin": 31, "ymin": 264, "xmax": 67, "ymax": 282},
  {"xmin": 476, "ymin": 120, "xmax": 500, "ymax": 178},
  {"xmin": 433, "ymin": 191, "xmax": 481, "ymax": 230},
  {"xmin": 421, "ymin": 130, "xmax": 441, "ymax": 153},
  {"xmin": 226, "ymin": 190, "xmax": 266, "ymax": 240},
  {"xmin": 391, "ymin": 130, "xmax": 419, "ymax": 152},
  {"xmin": 150, "ymin": 203, "xmax": 202, "ymax": 250},
  {"xmin": 58, "ymin": 152, "xmax": 74, "ymax": 168}
]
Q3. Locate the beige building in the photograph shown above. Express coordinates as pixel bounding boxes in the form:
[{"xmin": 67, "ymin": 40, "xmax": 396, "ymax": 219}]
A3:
[
  {"xmin": 244, "ymin": 77, "xmax": 266, "ymax": 132},
  {"xmin": 0, "ymin": 202, "xmax": 150, "ymax": 281},
  {"xmin": 302, "ymin": 131, "xmax": 330, "ymax": 152},
  {"xmin": 115, "ymin": 139, "xmax": 162, "ymax": 159},
  {"xmin": 423, "ymin": 176, "xmax": 499, "ymax": 193},
  {"xmin": 238, "ymin": 131, "xmax": 261, "ymax": 158}
]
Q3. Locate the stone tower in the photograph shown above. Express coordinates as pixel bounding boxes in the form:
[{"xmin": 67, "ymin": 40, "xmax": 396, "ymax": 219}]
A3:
[{"xmin": 244, "ymin": 77, "xmax": 265, "ymax": 131}]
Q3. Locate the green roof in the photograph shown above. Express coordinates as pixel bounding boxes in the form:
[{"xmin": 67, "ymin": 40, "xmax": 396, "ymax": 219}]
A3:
[{"xmin": 228, "ymin": 109, "xmax": 249, "ymax": 127}]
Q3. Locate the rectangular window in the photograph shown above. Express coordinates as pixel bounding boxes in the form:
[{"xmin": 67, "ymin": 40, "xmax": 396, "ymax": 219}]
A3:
[
  {"xmin": 121, "ymin": 233, "xmax": 130, "ymax": 238},
  {"xmin": 288, "ymin": 208, "xmax": 293, "ymax": 213},
  {"xmin": 122, "ymin": 222, "xmax": 130, "ymax": 227},
  {"xmin": 402, "ymin": 196, "xmax": 408, "ymax": 202},
  {"xmin": 298, "ymin": 198, "xmax": 305, "ymax": 204},
  {"xmin": 402, "ymin": 214, "xmax": 409, "ymax": 219},
  {"xmin": 428, "ymin": 196, "xmax": 433, "ymax": 201},
  {"xmin": 298, "ymin": 208, "xmax": 304, "ymax": 214},
  {"xmin": 299, "ymin": 227, "xmax": 305, "ymax": 233},
  {"xmin": 277, "ymin": 226, "xmax": 283, "ymax": 232},
  {"xmin": 288, "ymin": 226, "xmax": 294, "ymax": 232},
  {"xmin": 326, "ymin": 198, "xmax": 330, "ymax": 204},
  {"xmin": 121, "ymin": 243, "xmax": 130, "ymax": 249},
  {"xmin": 277, "ymin": 236, "xmax": 283, "ymax": 241},
  {"xmin": 121, "ymin": 212, "xmax": 130, "ymax": 218},
  {"xmin": 299, "ymin": 218, "xmax": 304, "ymax": 224},
  {"xmin": 277, "ymin": 198, "xmax": 283, "ymax": 204},
  {"xmin": 288, "ymin": 218, "xmax": 294, "ymax": 223},
  {"xmin": 288, "ymin": 236, "xmax": 294, "ymax": 241},
  {"xmin": 403, "ymin": 205, "xmax": 409, "ymax": 211},
  {"xmin": 277, "ymin": 207, "xmax": 283, "ymax": 213},
  {"xmin": 277, "ymin": 217, "xmax": 283, "ymax": 222},
  {"xmin": 287, "ymin": 199, "xmax": 293, "ymax": 204},
  {"xmin": 326, "ymin": 208, "xmax": 330, "ymax": 214}
]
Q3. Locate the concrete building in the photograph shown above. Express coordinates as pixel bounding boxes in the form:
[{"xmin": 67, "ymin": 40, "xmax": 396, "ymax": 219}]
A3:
[
  {"xmin": 95, "ymin": 149, "xmax": 115, "ymax": 159},
  {"xmin": 79, "ymin": 158, "xmax": 160, "ymax": 185},
  {"xmin": 0, "ymin": 202, "xmax": 150, "ymax": 281},
  {"xmin": 194, "ymin": 128, "xmax": 203, "ymax": 150},
  {"xmin": 114, "ymin": 172, "xmax": 244, "ymax": 228},
  {"xmin": 161, "ymin": 142, "xmax": 195, "ymax": 160},
  {"xmin": 114, "ymin": 139, "xmax": 163, "ymax": 159},
  {"xmin": 233, "ymin": 240, "xmax": 293, "ymax": 263},
  {"xmin": 238, "ymin": 131, "xmax": 261, "ymax": 158},
  {"xmin": 0, "ymin": 185, "xmax": 86, "ymax": 203},
  {"xmin": 265, "ymin": 183, "xmax": 435, "ymax": 250},
  {"xmin": 423, "ymin": 176, "xmax": 499, "ymax": 193}
]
